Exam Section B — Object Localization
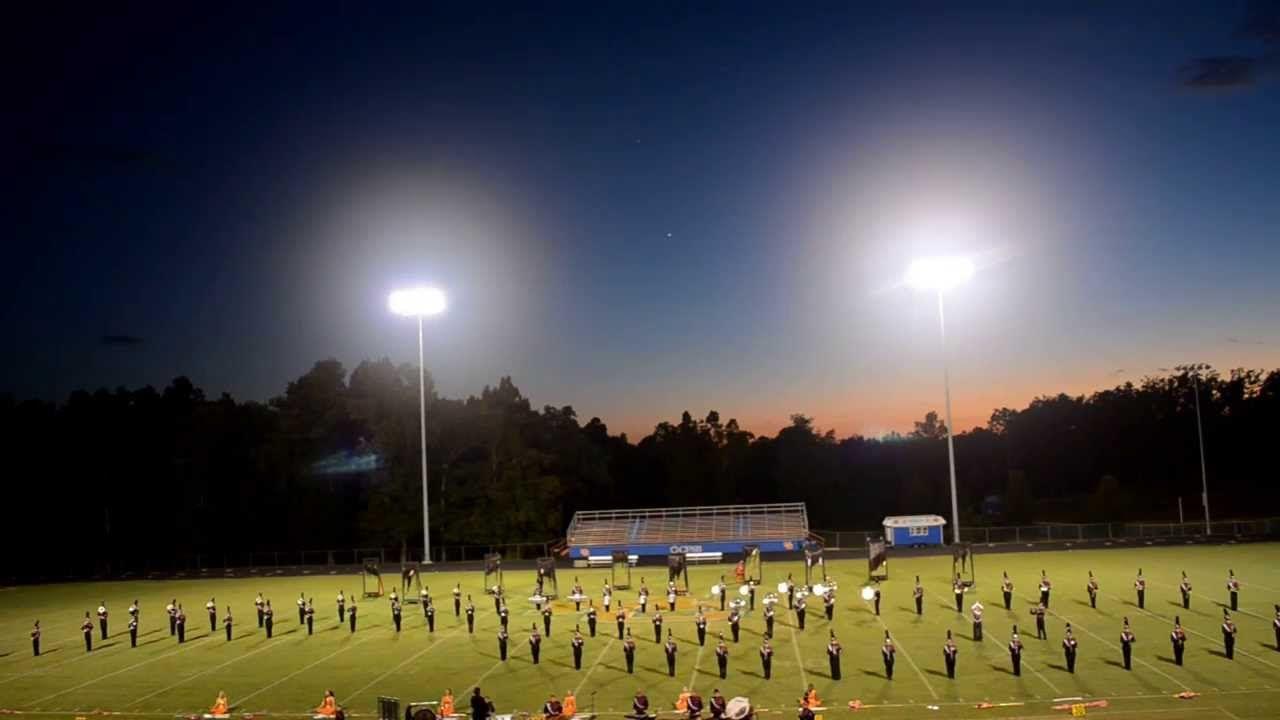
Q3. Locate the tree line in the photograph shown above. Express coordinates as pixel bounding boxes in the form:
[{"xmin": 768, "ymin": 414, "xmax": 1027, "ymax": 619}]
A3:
[{"xmin": 3, "ymin": 360, "xmax": 1277, "ymax": 579}]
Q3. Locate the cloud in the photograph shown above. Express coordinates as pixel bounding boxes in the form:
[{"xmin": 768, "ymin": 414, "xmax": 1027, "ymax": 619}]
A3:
[
  {"xmin": 1225, "ymin": 336, "xmax": 1266, "ymax": 345},
  {"xmin": 101, "ymin": 335, "xmax": 144, "ymax": 347},
  {"xmin": 1179, "ymin": 56, "xmax": 1261, "ymax": 89}
]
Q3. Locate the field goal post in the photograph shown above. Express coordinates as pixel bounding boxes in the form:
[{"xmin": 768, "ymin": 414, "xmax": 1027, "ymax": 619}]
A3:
[
  {"xmin": 483, "ymin": 553, "xmax": 504, "ymax": 595},
  {"xmin": 610, "ymin": 550, "xmax": 632, "ymax": 590},
  {"xmin": 667, "ymin": 553, "xmax": 689, "ymax": 595},
  {"xmin": 953, "ymin": 542, "xmax": 976, "ymax": 587},
  {"xmin": 867, "ymin": 538, "xmax": 889, "ymax": 582},
  {"xmin": 362, "ymin": 558, "xmax": 385, "ymax": 598},
  {"xmin": 742, "ymin": 544, "xmax": 763, "ymax": 583},
  {"xmin": 536, "ymin": 557, "xmax": 559, "ymax": 599},
  {"xmin": 803, "ymin": 542, "xmax": 824, "ymax": 586}
]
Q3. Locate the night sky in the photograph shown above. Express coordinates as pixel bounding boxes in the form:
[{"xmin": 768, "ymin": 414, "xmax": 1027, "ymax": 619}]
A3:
[{"xmin": 7, "ymin": 2, "xmax": 1279, "ymax": 438}]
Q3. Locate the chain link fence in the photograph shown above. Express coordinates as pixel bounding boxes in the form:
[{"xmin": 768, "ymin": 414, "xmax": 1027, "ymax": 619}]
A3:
[{"xmin": 815, "ymin": 517, "xmax": 1280, "ymax": 549}]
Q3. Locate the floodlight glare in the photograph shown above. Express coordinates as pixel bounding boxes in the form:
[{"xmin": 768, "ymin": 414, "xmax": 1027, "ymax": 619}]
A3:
[
  {"xmin": 904, "ymin": 256, "xmax": 975, "ymax": 292},
  {"xmin": 388, "ymin": 286, "xmax": 447, "ymax": 317}
]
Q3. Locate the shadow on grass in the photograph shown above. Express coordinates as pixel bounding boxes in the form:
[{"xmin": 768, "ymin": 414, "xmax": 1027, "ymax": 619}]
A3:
[
  {"xmin": 989, "ymin": 663, "xmax": 1016, "ymax": 675},
  {"xmin": 1258, "ymin": 641, "xmax": 1278, "ymax": 650},
  {"xmin": 1206, "ymin": 649, "xmax": 1229, "ymax": 659},
  {"xmin": 1102, "ymin": 659, "xmax": 1128, "ymax": 669},
  {"xmin": 924, "ymin": 668, "xmax": 951, "ymax": 678},
  {"xmin": 859, "ymin": 669, "xmax": 886, "ymax": 679}
]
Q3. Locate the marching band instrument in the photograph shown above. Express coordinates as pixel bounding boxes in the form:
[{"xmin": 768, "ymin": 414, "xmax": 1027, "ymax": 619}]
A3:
[
  {"xmin": 776, "ymin": 581, "xmax": 789, "ymax": 594},
  {"xmin": 860, "ymin": 586, "xmax": 876, "ymax": 601},
  {"xmin": 710, "ymin": 584, "xmax": 723, "ymax": 596},
  {"xmin": 812, "ymin": 583, "xmax": 828, "ymax": 597},
  {"xmin": 726, "ymin": 698, "xmax": 752, "ymax": 720},
  {"xmin": 738, "ymin": 584, "xmax": 751, "ymax": 597}
]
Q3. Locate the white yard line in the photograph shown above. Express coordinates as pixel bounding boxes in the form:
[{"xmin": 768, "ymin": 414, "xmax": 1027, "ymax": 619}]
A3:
[
  {"xmin": 28, "ymin": 637, "xmax": 211, "ymax": 706},
  {"xmin": 345, "ymin": 629, "xmax": 464, "ymax": 702},
  {"xmin": 978, "ymin": 627, "xmax": 1062, "ymax": 696},
  {"xmin": 1129, "ymin": 602, "xmax": 1280, "ymax": 672},
  {"xmin": 575, "ymin": 638, "xmax": 618, "ymax": 696},
  {"xmin": 235, "ymin": 634, "xmax": 379, "ymax": 707},
  {"xmin": 1146, "ymin": 580, "xmax": 1273, "ymax": 622},
  {"xmin": 862, "ymin": 599, "xmax": 937, "ymax": 700},
  {"xmin": 124, "ymin": 634, "xmax": 295, "ymax": 707},
  {"xmin": 686, "ymin": 639, "xmax": 707, "ymax": 691}
]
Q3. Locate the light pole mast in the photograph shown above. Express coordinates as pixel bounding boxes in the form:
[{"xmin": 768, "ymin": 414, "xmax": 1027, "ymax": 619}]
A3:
[
  {"xmin": 1192, "ymin": 372, "xmax": 1210, "ymax": 535},
  {"xmin": 937, "ymin": 291, "xmax": 961, "ymax": 545},
  {"xmin": 417, "ymin": 314, "xmax": 431, "ymax": 564}
]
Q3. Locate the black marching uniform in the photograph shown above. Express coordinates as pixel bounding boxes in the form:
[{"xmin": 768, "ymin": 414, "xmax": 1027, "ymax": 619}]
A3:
[
  {"xmin": 1039, "ymin": 574, "xmax": 1052, "ymax": 609},
  {"xmin": 392, "ymin": 601, "xmax": 402, "ymax": 632},
  {"xmin": 453, "ymin": 585, "xmax": 462, "ymax": 617},
  {"xmin": 497, "ymin": 628, "xmax": 509, "ymax": 661},
  {"xmin": 623, "ymin": 632, "xmax": 637, "ymax": 673},
  {"xmin": 824, "ymin": 593, "xmax": 835, "ymax": 622},
  {"xmin": 1171, "ymin": 620, "xmax": 1187, "ymax": 666},
  {"xmin": 1180, "ymin": 574, "xmax": 1192, "ymax": 610},
  {"xmin": 1135, "ymin": 572, "xmax": 1146, "ymax": 609},
  {"xmin": 264, "ymin": 603, "xmax": 274, "ymax": 637},
  {"xmin": 466, "ymin": 601, "xmax": 476, "ymax": 633},
  {"xmin": 529, "ymin": 628, "xmax": 542, "ymax": 664},
  {"xmin": 1002, "ymin": 573, "xmax": 1013, "ymax": 610},
  {"xmin": 729, "ymin": 610, "xmax": 740, "ymax": 643},
  {"xmin": 971, "ymin": 602, "xmax": 985, "ymax": 641},
  {"xmin": 944, "ymin": 632, "xmax": 958, "ymax": 678},
  {"xmin": 954, "ymin": 578, "xmax": 966, "ymax": 613},
  {"xmin": 719, "ymin": 577, "xmax": 727, "ymax": 612},
  {"xmin": 653, "ymin": 611, "xmax": 663, "ymax": 643},
  {"xmin": 587, "ymin": 604, "xmax": 597, "ymax": 637},
  {"xmin": 882, "ymin": 634, "xmax": 896, "ymax": 679},
  {"xmin": 1273, "ymin": 605, "xmax": 1280, "ymax": 651},
  {"xmin": 175, "ymin": 608, "xmax": 186, "ymax": 643},
  {"xmin": 616, "ymin": 607, "xmax": 626, "ymax": 639},
  {"xmin": 82, "ymin": 615, "xmax": 94, "ymax": 652},
  {"xmin": 716, "ymin": 637, "xmax": 729, "ymax": 679},
  {"xmin": 543, "ymin": 606, "xmax": 553, "ymax": 636},
  {"xmin": 695, "ymin": 610, "xmax": 708, "ymax": 646},
  {"xmin": 337, "ymin": 591, "xmax": 346, "ymax": 622},
  {"xmin": 348, "ymin": 603, "xmax": 357, "ymax": 633},
  {"xmin": 297, "ymin": 595, "xmax": 307, "ymax": 624},
  {"xmin": 255, "ymin": 595, "xmax": 265, "ymax": 628},
  {"xmin": 1087, "ymin": 573, "xmax": 1099, "ymax": 609},
  {"xmin": 748, "ymin": 583, "xmax": 756, "ymax": 611},
  {"xmin": 224, "ymin": 608, "xmax": 233, "ymax": 641},
  {"xmin": 572, "ymin": 630, "xmax": 585, "ymax": 669},
  {"xmin": 765, "ymin": 605, "xmax": 775, "ymax": 636},
  {"xmin": 167, "ymin": 601, "xmax": 178, "ymax": 636},
  {"xmin": 1031, "ymin": 605, "xmax": 1048, "ymax": 640},
  {"xmin": 1062, "ymin": 627, "xmax": 1078, "ymax": 673},
  {"xmin": 31, "ymin": 622, "xmax": 41, "ymax": 656},
  {"xmin": 1222, "ymin": 611, "xmax": 1238, "ymax": 660},
  {"xmin": 665, "ymin": 634, "xmax": 678, "ymax": 676},
  {"xmin": 827, "ymin": 634, "xmax": 842, "ymax": 680},
  {"xmin": 207, "ymin": 600, "xmax": 218, "ymax": 633},
  {"xmin": 306, "ymin": 602, "xmax": 315, "ymax": 635},
  {"xmin": 914, "ymin": 577, "xmax": 924, "ymax": 615},
  {"xmin": 97, "ymin": 604, "xmax": 109, "ymax": 640},
  {"xmin": 873, "ymin": 587, "xmax": 882, "ymax": 616},
  {"xmin": 786, "ymin": 575, "xmax": 796, "ymax": 609},
  {"xmin": 796, "ymin": 597, "xmax": 807, "ymax": 630},
  {"xmin": 1009, "ymin": 629, "xmax": 1024, "ymax": 676},
  {"xmin": 499, "ymin": 604, "xmax": 509, "ymax": 630},
  {"xmin": 426, "ymin": 602, "xmax": 436, "ymax": 633},
  {"xmin": 1227, "ymin": 573, "xmax": 1240, "ymax": 612},
  {"xmin": 759, "ymin": 639, "xmax": 773, "ymax": 679},
  {"xmin": 128, "ymin": 616, "xmax": 138, "ymax": 647},
  {"xmin": 1120, "ymin": 621, "xmax": 1135, "ymax": 670}
]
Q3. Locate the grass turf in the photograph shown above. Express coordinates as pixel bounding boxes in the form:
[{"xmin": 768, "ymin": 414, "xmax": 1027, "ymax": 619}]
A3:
[{"xmin": 2, "ymin": 543, "xmax": 1280, "ymax": 719}]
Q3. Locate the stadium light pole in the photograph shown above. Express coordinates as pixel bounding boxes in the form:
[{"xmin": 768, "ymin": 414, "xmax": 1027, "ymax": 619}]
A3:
[
  {"xmin": 905, "ymin": 256, "xmax": 975, "ymax": 545},
  {"xmin": 389, "ymin": 286, "xmax": 447, "ymax": 565}
]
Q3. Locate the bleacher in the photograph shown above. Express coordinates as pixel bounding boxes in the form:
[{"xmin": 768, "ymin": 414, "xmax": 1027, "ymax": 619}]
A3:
[{"xmin": 566, "ymin": 503, "xmax": 810, "ymax": 562}]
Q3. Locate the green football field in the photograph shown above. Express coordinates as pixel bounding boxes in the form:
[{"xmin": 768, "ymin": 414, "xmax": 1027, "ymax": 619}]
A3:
[{"xmin": 3, "ymin": 543, "xmax": 1280, "ymax": 720}]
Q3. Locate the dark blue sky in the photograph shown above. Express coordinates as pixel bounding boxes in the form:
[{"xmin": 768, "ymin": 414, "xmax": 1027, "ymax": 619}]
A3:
[{"xmin": 7, "ymin": 2, "xmax": 1279, "ymax": 437}]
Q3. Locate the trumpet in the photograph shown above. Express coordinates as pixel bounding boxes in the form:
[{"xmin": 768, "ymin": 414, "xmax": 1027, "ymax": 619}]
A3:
[{"xmin": 710, "ymin": 583, "xmax": 723, "ymax": 596}]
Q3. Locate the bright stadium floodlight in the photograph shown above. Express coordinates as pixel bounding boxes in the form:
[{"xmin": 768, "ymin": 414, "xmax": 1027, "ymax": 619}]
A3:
[
  {"xmin": 905, "ymin": 256, "xmax": 975, "ymax": 292},
  {"xmin": 905, "ymin": 256, "xmax": 974, "ymax": 546},
  {"xmin": 389, "ymin": 285, "xmax": 447, "ymax": 565},
  {"xmin": 388, "ymin": 286, "xmax": 447, "ymax": 317}
]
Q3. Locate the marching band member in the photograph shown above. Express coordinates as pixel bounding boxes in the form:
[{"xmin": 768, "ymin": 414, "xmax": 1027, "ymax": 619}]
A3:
[
  {"xmin": 1002, "ymin": 572, "xmax": 1013, "ymax": 610},
  {"xmin": 1222, "ymin": 609, "xmax": 1238, "ymax": 660},
  {"xmin": 1171, "ymin": 616, "xmax": 1187, "ymax": 666},
  {"xmin": 1062, "ymin": 623, "xmax": 1079, "ymax": 673},
  {"xmin": 652, "ymin": 608, "xmax": 663, "ymax": 643},
  {"xmin": 129, "ymin": 613, "xmax": 138, "ymax": 647},
  {"xmin": 466, "ymin": 596, "xmax": 476, "ymax": 633},
  {"xmin": 497, "ymin": 625, "xmax": 509, "ymax": 661},
  {"xmin": 764, "ymin": 601, "xmax": 775, "ymax": 636},
  {"xmin": 795, "ymin": 593, "xmax": 807, "ymax": 630},
  {"xmin": 572, "ymin": 626, "xmax": 585, "ymax": 669},
  {"xmin": 1009, "ymin": 625, "xmax": 1024, "ymax": 676},
  {"xmin": 441, "ymin": 689, "xmax": 455, "ymax": 717},
  {"xmin": 715, "ymin": 633, "xmax": 729, "ymax": 679},
  {"xmin": 297, "ymin": 592, "xmax": 307, "ymax": 624},
  {"xmin": 305, "ymin": 598, "xmax": 316, "ymax": 635},
  {"xmin": 264, "ymin": 600, "xmax": 274, "ymax": 638},
  {"xmin": 954, "ymin": 574, "xmax": 966, "ymax": 613},
  {"xmin": 616, "ymin": 602, "xmax": 626, "ymax": 639},
  {"xmin": 709, "ymin": 689, "xmax": 727, "ymax": 720},
  {"xmin": 1227, "ymin": 570, "xmax": 1240, "ymax": 611},
  {"xmin": 943, "ymin": 629, "xmax": 958, "ymax": 678},
  {"xmin": 207, "ymin": 597, "xmax": 218, "ymax": 632},
  {"xmin": 630, "ymin": 690, "xmax": 650, "ymax": 720},
  {"xmin": 1087, "ymin": 571, "xmax": 1099, "ymax": 609},
  {"xmin": 914, "ymin": 576, "xmax": 924, "ymax": 615},
  {"xmin": 685, "ymin": 690, "xmax": 703, "ymax": 720},
  {"xmin": 426, "ymin": 599, "xmax": 436, "ymax": 633},
  {"xmin": 823, "ymin": 588, "xmax": 835, "ymax": 622},
  {"xmin": 254, "ymin": 592, "xmax": 264, "ymax": 628},
  {"xmin": 529, "ymin": 624, "xmax": 543, "ymax": 664},
  {"xmin": 827, "ymin": 630, "xmax": 841, "ymax": 680},
  {"xmin": 563, "ymin": 691, "xmax": 577, "ymax": 719},
  {"xmin": 1030, "ymin": 601, "xmax": 1047, "ymax": 640},
  {"xmin": 224, "ymin": 605, "xmax": 233, "ymax": 642},
  {"xmin": 667, "ymin": 580, "xmax": 678, "ymax": 611},
  {"xmin": 315, "ymin": 690, "xmax": 338, "ymax": 717},
  {"xmin": 97, "ymin": 601, "xmax": 109, "ymax": 639},
  {"xmin": 543, "ymin": 603, "xmax": 553, "ymax": 636},
  {"xmin": 718, "ymin": 576, "xmax": 727, "ymax": 612},
  {"xmin": 337, "ymin": 589, "xmax": 345, "ymax": 622},
  {"xmin": 623, "ymin": 627, "xmax": 637, "ymax": 673},
  {"xmin": 348, "ymin": 600, "xmax": 357, "ymax": 633},
  {"xmin": 665, "ymin": 629, "xmax": 678, "ymax": 676},
  {"xmin": 786, "ymin": 573, "xmax": 796, "ymax": 609},
  {"xmin": 573, "ymin": 578, "xmax": 585, "ymax": 611},
  {"xmin": 452, "ymin": 583, "xmax": 462, "ymax": 617},
  {"xmin": 210, "ymin": 690, "xmax": 229, "ymax": 716},
  {"xmin": 881, "ymin": 630, "xmax": 896, "ymax": 679},
  {"xmin": 728, "ymin": 607, "xmax": 740, "ymax": 643},
  {"xmin": 638, "ymin": 581, "xmax": 649, "ymax": 615},
  {"xmin": 542, "ymin": 694, "xmax": 564, "ymax": 720},
  {"xmin": 175, "ymin": 604, "xmax": 187, "ymax": 643},
  {"xmin": 695, "ymin": 605, "xmax": 708, "ymax": 646},
  {"xmin": 1135, "ymin": 568, "xmax": 1146, "ymax": 609},
  {"xmin": 1039, "ymin": 571, "xmax": 1052, "ymax": 609},
  {"xmin": 1120, "ymin": 618, "xmax": 1135, "ymax": 670},
  {"xmin": 391, "ymin": 597, "xmax": 402, "ymax": 632},
  {"xmin": 1180, "ymin": 572, "xmax": 1192, "ymax": 609},
  {"xmin": 971, "ymin": 598, "xmax": 985, "ymax": 640},
  {"xmin": 167, "ymin": 598, "xmax": 178, "ymax": 636},
  {"xmin": 499, "ymin": 601, "xmax": 509, "ymax": 630},
  {"xmin": 31, "ymin": 620, "xmax": 41, "ymax": 656},
  {"xmin": 602, "ymin": 581, "xmax": 612, "ymax": 612},
  {"xmin": 129, "ymin": 599, "xmax": 139, "ymax": 623},
  {"xmin": 759, "ymin": 634, "xmax": 773, "ymax": 679},
  {"xmin": 872, "ymin": 586, "xmax": 882, "ymax": 616},
  {"xmin": 586, "ymin": 600, "xmax": 597, "ymax": 637}
]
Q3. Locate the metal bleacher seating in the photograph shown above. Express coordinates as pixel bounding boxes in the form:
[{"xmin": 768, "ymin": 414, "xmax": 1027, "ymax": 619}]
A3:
[{"xmin": 566, "ymin": 503, "xmax": 810, "ymax": 560}]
